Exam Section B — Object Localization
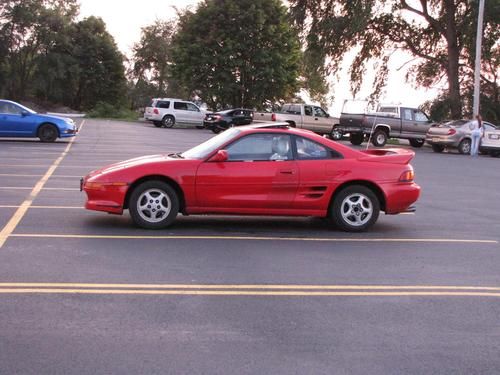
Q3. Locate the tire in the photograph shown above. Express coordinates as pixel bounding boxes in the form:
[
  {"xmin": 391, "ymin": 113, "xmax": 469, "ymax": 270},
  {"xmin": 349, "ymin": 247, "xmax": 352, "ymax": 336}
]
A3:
[
  {"xmin": 431, "ymin": 144, "xmax": 445, "ymax": 153},
  {"xmin": 458, "ymin": 138, "xmax": 471, "ymax": 154},
  {"xmin": 330, "ymin": 185, "xmax": 380, "ymax": 232},
  {"xmin": 371, "ymin": 129, "xmax": 388, "ymax": 147},
  {"xmin": 211, "ymin": 127, "xmax": 222, "ymax": 134},
  {"xmin": 38, "ymin": 124, "xmax": 58, "ymax": 142},
  {"xmin": 409, "ymin": 138, "xmax": 425, "ymax": 148},
  {"xmin": 162, "ymin": 115, "xmax": 175, "ymax": 128},
  {"xmin": 490, "ymin": 151, "xmax": 500, "ymax": 158},
  {"xmin": 349, "ymin": 133, "xmax": 364, "ymax": 146},
  {"xmin": 129, "ymin": 181, "xmax": 179, "ymax": 229},
  {"xmin": 153, "ymin": 121, "xmax": 162, "ymax": 128},
  {"xmin": 330, "ymin": 128, "xmax": 343, "ymax": 140}
]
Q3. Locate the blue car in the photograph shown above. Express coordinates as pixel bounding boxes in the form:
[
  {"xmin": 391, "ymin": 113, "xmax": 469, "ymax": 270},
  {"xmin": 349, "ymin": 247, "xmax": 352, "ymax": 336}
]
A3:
[{"xmin": 0, "ymin": 100, "xmax": 78, "ymax": 142}]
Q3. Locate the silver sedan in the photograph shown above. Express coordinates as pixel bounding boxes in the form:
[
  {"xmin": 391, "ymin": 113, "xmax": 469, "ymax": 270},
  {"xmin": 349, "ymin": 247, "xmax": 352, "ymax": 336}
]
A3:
[{"xmin": 426, "ymin": 119, "xmax": 498, "ymax": 154}]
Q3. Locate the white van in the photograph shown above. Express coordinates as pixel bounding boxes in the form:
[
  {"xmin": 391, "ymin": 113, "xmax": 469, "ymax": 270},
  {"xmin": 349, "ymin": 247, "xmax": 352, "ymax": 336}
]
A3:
[{"xmin": 144, "ymin": 98, "xmax": 205, "ymax": 128}]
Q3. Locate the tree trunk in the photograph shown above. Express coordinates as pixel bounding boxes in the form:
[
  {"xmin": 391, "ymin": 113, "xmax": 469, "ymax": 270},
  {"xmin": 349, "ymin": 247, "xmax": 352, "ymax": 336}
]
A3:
[{"xmin": 443, "ymin": 0, "xmax": 462, "ymax": 119}]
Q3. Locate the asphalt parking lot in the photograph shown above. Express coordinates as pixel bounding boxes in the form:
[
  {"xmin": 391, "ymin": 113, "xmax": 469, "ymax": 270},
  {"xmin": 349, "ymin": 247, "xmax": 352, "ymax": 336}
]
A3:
[{"xmin": 1, "ymin": 119, "xmax": 499, "ymax": 374}]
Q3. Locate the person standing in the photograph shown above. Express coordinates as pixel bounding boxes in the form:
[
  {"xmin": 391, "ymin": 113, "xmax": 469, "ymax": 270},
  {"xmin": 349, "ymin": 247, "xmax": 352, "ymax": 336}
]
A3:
[{"xmin": 470, "ymin": 114, "xmax": 484, "ymax": 156}]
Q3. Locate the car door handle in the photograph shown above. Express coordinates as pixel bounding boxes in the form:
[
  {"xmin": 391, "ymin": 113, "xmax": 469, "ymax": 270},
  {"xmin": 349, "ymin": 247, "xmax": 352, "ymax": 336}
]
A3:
[{"xmin": 279, "ymin": 170, "xmax": 295, "ymax": 175}]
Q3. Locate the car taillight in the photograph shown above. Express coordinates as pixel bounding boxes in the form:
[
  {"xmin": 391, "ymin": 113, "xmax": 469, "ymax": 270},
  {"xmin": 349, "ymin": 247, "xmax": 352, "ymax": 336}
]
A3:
[
  {"xmin": 153, "ymin": 108, "xmax": 159, "ymax": 114},
  {"xmin": 399, "ymin": 170, "xmax": 414, "ymax": 183},
  {"xmin": 447, "ymin": 128, "xmax": 456, "ymax": 135},
  {"xmin": 271, "ymin": 113, "xmax": 276, "ymax": 121}
]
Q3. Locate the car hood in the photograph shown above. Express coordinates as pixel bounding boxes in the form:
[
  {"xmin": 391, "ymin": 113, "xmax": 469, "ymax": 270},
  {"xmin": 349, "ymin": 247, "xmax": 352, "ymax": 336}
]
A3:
[
  {"xmin": 36, "ymin": 113, "xmax": 74, "ymax": 123},
  {"xmin": 86, "ymin": 154, "xmax": 181, "ymax": 179}
]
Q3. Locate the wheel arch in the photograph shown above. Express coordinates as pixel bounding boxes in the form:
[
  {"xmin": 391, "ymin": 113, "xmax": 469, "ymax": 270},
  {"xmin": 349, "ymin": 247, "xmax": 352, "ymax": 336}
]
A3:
[
  {"xmin": 373, "ymin": 124, "xmax": 391, "ymax": 134},
  {"xmin": 286, "ymin": 120, "xmax": 296, "ymax": 128},
  {"xmin": 329, "ymin": 180, "xmax": 387, "ymax": 213},
  {"xmin": 123, "ymin": 175, "xmax": 186, "ymax": 213},
  {"xmin": 36, "ymin": 122, "xmax": 60, "ymax": 138}
]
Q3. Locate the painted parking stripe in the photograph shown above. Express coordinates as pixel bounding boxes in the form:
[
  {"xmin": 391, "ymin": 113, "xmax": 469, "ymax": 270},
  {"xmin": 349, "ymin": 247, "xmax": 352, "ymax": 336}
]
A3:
[
  {"xmin": 0, "ymin": 283, "xmax": 498, "ymax": 297},
  {"xmin": 0, "ymin": 187, "xmax": 79, "ymax": 191},
  {"xmin": 8, "ymin": 233, "xmax": 498, "ymax": 244},
  {"xmin": 0, "ymin": 174, "xmax": 82, "ymax": 179},
  {"xmin": 0, "ymin": 121, "xmax": 85, "ymax": 249},
  {"xmin": 0, "ymin": 205, "xmax": 81, "ymax": 209}
]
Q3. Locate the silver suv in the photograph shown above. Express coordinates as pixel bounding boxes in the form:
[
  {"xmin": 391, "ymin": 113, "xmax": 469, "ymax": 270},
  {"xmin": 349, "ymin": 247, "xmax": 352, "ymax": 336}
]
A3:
[{"xmin": 144, "ymin": 98, "xmax": 205, "ymax": 128}]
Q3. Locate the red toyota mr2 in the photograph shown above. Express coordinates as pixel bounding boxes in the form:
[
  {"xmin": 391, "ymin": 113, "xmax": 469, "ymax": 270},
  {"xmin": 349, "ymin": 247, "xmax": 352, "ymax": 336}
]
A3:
[{"xmin": 81, "ymin": 123, "xmax": 420, "ymax": 232}]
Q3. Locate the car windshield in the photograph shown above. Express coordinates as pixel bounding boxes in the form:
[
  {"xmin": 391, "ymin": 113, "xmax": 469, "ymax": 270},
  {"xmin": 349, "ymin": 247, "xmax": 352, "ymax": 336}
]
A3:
[
  {"xmin": 443, "ymin": 120, "xmax": 468, "ymax": 127},
  {"xmin": 181, "ymin": 128, "xmax": 241, "ymax": 159}
]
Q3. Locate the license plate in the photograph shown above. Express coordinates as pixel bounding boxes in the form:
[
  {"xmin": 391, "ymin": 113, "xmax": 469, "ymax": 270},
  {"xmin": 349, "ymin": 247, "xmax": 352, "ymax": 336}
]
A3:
[
  {"xmin": 432, "ymin": 137, "xmax": 441, "ymax": 142},
  {"xmin": 489, "ymin": 134, "xmax": 500, "ymax": 140}
]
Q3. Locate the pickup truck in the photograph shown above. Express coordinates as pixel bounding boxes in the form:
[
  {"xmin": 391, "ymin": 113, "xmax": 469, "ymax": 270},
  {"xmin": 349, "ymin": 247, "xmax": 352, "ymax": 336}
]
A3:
[
  {"xmin": 335, "ymin": 104, "xmax": 434, "ymax": 147},
  {"xmin": 254, "ymin": 103, "xmax": 339, "ymax": 137}
]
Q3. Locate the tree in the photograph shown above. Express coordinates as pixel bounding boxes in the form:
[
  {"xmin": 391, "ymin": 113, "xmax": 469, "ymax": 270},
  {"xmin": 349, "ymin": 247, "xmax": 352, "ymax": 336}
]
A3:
[
  {"xmin": 289, "ymin": 0, "xmax": 499, "ymax": 120},
  {"xmin": 0, "ymin": 0, "xmax": 79, "ymax": 99},
  {"xmin": 171, "ymin": 0, "xmax": 302, "ymax": 110}
]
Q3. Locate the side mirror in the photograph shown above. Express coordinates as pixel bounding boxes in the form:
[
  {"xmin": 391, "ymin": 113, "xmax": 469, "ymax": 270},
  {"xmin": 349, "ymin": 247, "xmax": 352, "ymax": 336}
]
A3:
[
  {"xmin": 326, "ymin": 113, "xmax": 330, "ymax": 118},
  {"xmin": 209, "ymin": 150, "xmax": 228, "ymax": 162},
  {"xmin": 21, "ymin": 111, "xmax": 30, "ymax": 117}
]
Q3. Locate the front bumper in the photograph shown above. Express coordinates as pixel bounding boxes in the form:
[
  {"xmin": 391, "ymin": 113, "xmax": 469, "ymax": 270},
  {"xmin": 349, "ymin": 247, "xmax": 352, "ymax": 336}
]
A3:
[{"xmin": 81, "ymin": 177, "xmax": 127, "ymax": 215}]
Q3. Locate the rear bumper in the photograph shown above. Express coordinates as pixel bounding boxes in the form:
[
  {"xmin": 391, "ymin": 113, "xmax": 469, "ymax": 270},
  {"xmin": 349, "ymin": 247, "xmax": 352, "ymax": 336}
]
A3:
[{"xmin": 383, "ymin": 182, "xmax": 421, "ymax": 214}]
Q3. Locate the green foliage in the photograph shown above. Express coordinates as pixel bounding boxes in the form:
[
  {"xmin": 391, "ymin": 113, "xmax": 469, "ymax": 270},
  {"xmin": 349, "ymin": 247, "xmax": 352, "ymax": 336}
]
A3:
[
  {"xmin": 290, "ymin": 0, "xmax": 499, "ymax": 119},
  {"xmin": 170, "ymin": 0, "xmax": 302, "ymax": 110},
  {"xmin": 86, "ymin": 101, "xmax": 138, "ymax": 120},
  {"xmin": 0, "ymin": 0, "xmax": 127, "ymax": 111}
]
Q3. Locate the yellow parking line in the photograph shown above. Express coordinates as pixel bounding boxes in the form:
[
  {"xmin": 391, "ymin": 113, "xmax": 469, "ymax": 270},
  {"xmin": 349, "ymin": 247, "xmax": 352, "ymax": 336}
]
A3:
[
  {"xmin": 0, "ymin": 174, "xmax": 81, "ymax": 178},
  {"xmin": 0, "ymin": 187, "xmax": 79, "ymax": 191},
  {"xmin": 0, "ymin": 164, "xmax": 92, "ymax": 168},
  {"xmin": 1, "ymin": 283, "xmax": 499, "ymax": 290},
  {"xmin": 0, "ymin": 288, "xmax": 498, "ymax": 297},
  {"xmin": 8, "ymin": 233, "xmax": 498, "ymax": 244},
  {"xmin": 0, "ymin": 205, "xmax": 81, "ymax": 209},
  {"xmin": 0, "ymin": 121, "xmax": 85, "ymax": 249}
]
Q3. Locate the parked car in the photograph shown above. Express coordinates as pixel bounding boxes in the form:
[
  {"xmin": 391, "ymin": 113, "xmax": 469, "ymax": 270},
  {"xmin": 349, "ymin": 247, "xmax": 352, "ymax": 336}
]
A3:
[
  {"xmin": 0, "ymin": 100, "xmax": 77, "ymax": 142},
  {"xmin": 426, "ymin": 119, "xmax": 499, "ymax": 155},
  {"xmin": 254, "ymin": 103, "xmax": 340, "ymax": 137},
  {"xmin": 204, "ymin": 108, "xmax": 253, "ymax": 134},
  {"xmin": 144, "ymin": 98, "xmax": 205, "ymax": 128},
  {"xmin": 337, "ymin": 102, "xmax": 434, "ymax": 147},
  {"xmin": 81, "ymin": 123, "xmax": 420, "ymax": 232},
  {"xmin": 480, "ymin": 122, "xmax": 500, "ymax": 157}
]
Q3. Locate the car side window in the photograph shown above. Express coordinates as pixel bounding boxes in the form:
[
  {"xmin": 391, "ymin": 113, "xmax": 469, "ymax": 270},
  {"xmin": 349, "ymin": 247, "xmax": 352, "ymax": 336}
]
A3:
[
  {"xmin": 0, "ymin": 102, "xmax": 7, "ymax": 114},
  {"xmin": 174, "ymin": 102, "xmax": 188, "ymax": 110},
  {"xmin": 157, "ymin": 101, "xmax": 170, "ymax": 109},
  {"xmin": 225, "ymin": 134, "xmax": 292, "ymax": 162},
  {"xmin": 304, "ymin": 106, "xmax": 313, "ymax": 116},
  {"xmin": 314, "ymin": 107, "xmax": 328, "ymax": 118},
  {"xmin": 414, "ymin": 110, "xmax": 429, "ymax": 122},
  {"xmin": 186, "ymin": 103, "xmax": 199, "ymax": 112},
  {"xmin": 295, "ymin": 136, "xmax": 342, "ymax": 160},
  {"xmin": 403, "ymin": 109, "xmax": 413, "ymax": 121}
]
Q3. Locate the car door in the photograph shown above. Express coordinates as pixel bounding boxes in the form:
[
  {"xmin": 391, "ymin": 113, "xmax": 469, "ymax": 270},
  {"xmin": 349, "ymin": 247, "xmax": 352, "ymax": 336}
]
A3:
[
  {"xmin": 311, "ymin": 106, "xmax": 333, "ymax": 134},
  {"xmin": 0, "ymin": 102, "xmax": 35, "ymax": 136},
  {"xmin": 185, "ymin": 102, "xmax": 203, "ymax": 126},
  {"xmin": 173, "ymin": 101, "xmax": 189, "ymax": 125},
  {"xmin": 195, "ymin": 133, "xmax": 298, "ymax": 211},
  {"xmin": 293, "ymin": 135, "xmax": 345, "ymax": 211}
]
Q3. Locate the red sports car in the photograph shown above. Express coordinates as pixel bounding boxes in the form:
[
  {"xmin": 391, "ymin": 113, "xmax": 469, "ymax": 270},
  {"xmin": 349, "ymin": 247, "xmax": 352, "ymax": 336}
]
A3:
[{"xmin": 81, "ymin": 123, "xmax": 420, "ymax": 232}]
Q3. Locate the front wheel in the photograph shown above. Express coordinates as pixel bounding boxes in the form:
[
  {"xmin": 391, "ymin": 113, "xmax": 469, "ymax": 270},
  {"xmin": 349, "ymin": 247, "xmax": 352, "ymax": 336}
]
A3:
[
  {"xmin": 330, "ymin": 128, "xmax": 343, "ymax": 140},
  {"xmin": 38, "ymin": 124, "xmax": 58, "ymax": 142},
  {"xmin": 371, "ymin": 129, "xmax": 388, "ymax": 147},
  {"xmin": 409, "ymin": 138, "xmax": 425, "ymax": 148},
  {"xmin": 458, "ymin": 139, "xmax": 471, "ymax": 154},
  {"xmin": 349, "ymin": 133, "xmax": 364, "ymax": 146},
  {"xmin": 129, "ymin": 181, "xmax": 179, "ymax": 229},
  {"xmin": 330, "ymin": 185, "xmax": 380, "ymax": 232}
]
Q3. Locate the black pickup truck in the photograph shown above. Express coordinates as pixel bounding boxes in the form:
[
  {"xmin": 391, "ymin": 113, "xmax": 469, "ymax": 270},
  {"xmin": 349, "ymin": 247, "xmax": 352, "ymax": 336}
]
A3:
[{"xmin": 333, "ymin": 104, "xmax": 434, "ymax": 147}]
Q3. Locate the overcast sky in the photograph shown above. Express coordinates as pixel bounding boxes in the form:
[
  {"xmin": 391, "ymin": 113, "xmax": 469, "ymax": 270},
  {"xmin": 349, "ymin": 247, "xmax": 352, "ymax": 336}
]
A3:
[{"xmin": 79, "ymin": 0, "xmax": 438, "ymax": 114}]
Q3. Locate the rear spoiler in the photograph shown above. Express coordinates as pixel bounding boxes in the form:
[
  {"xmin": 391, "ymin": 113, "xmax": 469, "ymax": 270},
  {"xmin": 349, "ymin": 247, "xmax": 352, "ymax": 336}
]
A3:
[{"xmin": 358, "ymin": 148, "xmax": 415, "ymax": 165}]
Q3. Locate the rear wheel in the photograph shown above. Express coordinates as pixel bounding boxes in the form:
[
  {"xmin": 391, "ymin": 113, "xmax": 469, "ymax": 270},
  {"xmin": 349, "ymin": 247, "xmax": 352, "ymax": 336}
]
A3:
[
  {"xmin": 330, "ymin": 185, "xmax": 380, "ymax": 232},
  {"xmin": 38, "ymin": 124, "xmax": 58, "ymax": 142},
  {"xmin": 431, "ymin": 144, "xmax": 445, "ymax": 153},
  {"xmin": 349, "ymin": 133, "xmax": 364, "ymax": 146},
  {"xmin": 211, "ymin": 127, "xmax": 222, "ymax": 134},
  {"xmin": 371, "ymin": 129, "xmax": 388, "ymax": 147},
  {"xmin": 162, "ymin": 115, "xmax": 175, "ymax": 128},
  {"xmin": 330, "ymin": 128, "xmax": 343, "ymax": 140},
  {"xmin": 129, "ymin": 181, "xmax": 179, "ymax": 229},
  {"xmin": 409, "ymin": 138, "xmax": 425, "ymax": 148},
  {"xmin": 458, "ymin": 139, "xmax": 471, "ymax": 154}
]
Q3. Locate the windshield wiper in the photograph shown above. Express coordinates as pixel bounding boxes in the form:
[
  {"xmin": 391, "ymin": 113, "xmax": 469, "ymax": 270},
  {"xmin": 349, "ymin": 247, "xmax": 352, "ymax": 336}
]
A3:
[{"xmin": 167, "ymin": 152, "xmax": 184, "ymax": 159}]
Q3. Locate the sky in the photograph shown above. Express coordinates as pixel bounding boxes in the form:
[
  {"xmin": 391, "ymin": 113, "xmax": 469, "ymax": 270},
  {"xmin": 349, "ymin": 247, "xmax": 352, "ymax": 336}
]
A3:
[{"xmin": 79, "ymin": 0, "xmax": 439, "ymax": 115}]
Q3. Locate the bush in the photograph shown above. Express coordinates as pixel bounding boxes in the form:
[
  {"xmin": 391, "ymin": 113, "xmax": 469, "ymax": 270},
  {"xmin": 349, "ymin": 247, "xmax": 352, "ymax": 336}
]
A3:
[{"xmin": 86, "ymin": 102, "xmax": 138, "ymax": 120}]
